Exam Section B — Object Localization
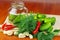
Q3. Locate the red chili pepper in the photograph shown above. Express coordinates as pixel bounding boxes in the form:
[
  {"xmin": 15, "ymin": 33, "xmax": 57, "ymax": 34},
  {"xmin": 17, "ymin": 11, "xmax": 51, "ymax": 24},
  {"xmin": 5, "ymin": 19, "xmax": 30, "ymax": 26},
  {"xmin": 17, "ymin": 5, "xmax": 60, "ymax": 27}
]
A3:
[
  {"xmin": 32, "ymin": 21, "xmax": 41, "ymax": 34},
  {"xmin": 2, "ymin": 23, "xmax": 6, "ymax": 30},
  {"xmin": 4, "ymin": 25, "xmax": 15, "ymax": 31},
  {"xmin": 2, "ymin": 23, "xmax": 15, "ymax": 31}
]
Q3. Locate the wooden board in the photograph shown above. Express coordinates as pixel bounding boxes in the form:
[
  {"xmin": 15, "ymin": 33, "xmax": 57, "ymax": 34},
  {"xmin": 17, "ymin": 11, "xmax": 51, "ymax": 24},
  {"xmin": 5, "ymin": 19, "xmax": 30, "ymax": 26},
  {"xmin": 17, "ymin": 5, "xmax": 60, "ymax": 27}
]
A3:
[{"xmin": 0, "ymin": 32, "xmax": 60, "ymax": 40}]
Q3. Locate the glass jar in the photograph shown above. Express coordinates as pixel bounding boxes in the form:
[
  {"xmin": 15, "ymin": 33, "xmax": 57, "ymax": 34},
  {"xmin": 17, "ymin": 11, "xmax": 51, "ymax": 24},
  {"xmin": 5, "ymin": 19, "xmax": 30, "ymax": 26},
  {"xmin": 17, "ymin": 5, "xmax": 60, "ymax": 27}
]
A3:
[{"xmin": 4, "ymin": 1, "xmax": 28, "ymax": 24}]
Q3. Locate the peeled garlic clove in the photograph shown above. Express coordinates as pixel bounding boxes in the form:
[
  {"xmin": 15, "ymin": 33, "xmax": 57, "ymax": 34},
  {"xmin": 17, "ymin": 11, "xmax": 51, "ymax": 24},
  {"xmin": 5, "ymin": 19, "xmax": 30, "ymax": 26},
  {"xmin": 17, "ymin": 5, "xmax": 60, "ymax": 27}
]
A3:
[
  {"xmin": 14, "ymin": 31, "xmax": 19, "ymax": 35},
  {"xmin": 12, "ymin": 29, "xmax": 19, "ymax": 32},
  {"xmin": 13, "ymin": 28, "xmax": 19, "ymax": 30},
  {"xmin": 4, "ymin": 30, "xmax": 13, "ymax": 36},
  {"xmin": 3, "ymin": 31, "xmax": 7, "ymax": 34},
  {"xmin": 29, "ymin": 34, "xmax": 33, "ymax": 39},
  {"xmin": 18, "ymin": 33, "xmax": 26, "ymax": 38},
  {"xmin": 7, "ymin": 30, "xmax": 13, "ymax": 36},
  {"xmin": 3, "ymin": 30, "xmax": 13, "ymax": 36},
  {"xmin": 23, "ymin": 32, "xmax": 29, "ymax": 36},
  {"xmin": 12, "ymin": 28, "xmax": 19, "ymax": 32}
]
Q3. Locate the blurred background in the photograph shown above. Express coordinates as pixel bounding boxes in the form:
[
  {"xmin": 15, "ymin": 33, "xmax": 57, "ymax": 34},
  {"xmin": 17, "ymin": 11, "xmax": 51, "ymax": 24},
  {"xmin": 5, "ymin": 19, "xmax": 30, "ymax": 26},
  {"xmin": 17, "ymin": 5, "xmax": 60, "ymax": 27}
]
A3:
[{"xmin": 0, "ymin": 0, "xmax": 60, "ymax": 24}]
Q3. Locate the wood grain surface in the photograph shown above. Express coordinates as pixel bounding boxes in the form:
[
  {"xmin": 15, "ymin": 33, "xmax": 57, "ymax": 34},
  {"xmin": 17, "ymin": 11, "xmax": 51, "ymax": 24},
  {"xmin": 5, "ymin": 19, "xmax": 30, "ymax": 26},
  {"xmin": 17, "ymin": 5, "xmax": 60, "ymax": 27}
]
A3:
[{"xmin": 0, "ymin": 32, "xmax": 60, "ymax": 40}]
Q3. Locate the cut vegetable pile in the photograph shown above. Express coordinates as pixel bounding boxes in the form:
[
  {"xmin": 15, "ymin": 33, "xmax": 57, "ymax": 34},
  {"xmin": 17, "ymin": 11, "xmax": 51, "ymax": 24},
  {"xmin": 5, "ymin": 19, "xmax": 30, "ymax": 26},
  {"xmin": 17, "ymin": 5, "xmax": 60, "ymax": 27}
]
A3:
[{"xmin": 1, "ymin": 12, "xmax": 60, "ymax": 40}]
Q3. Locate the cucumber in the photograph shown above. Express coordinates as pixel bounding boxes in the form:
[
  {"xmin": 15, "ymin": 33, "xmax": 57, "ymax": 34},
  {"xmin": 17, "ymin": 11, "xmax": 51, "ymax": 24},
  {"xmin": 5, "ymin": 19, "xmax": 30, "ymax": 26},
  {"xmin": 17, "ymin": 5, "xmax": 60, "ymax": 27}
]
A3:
[
  {"xmin": 37, "ymin": 14, "xmax": 46, "ymax": 18},
  {"xmin": 44, "ymin": 17, "xmax": 56, "ymax": 25},
  {"xmin": 44, "ymin": 17, "xmax": 51, "ymax": 23},
  {"xmin": 51, "ymin": 17, "xmax": 56, "ymax": 25},
  {"xmin": 38, "ymin": 18, "xmax": 45, "ymax": 22},
  {"xmin": 37, "ymin": 14, "xmax": 46, "ymax": 22},
  {"xmin": 47, "ymin": 26, "xmax": 53, "ymax": 33},
  {"xmin": 34, "ymin": 14, "xmax": 37, "ymax": 20},
  {"xmin": 9, "ymin": 14, "xmax": 17, "ymax": 21},
  {"xmin": 13, "ymin": 15, "xmax": 20, "ymax": 23},
  {"xmin": 13, "ymin": 14, "xmax": 27, "ymax": 23},
  {"xmin": 40, "ymin": 23, "xmax": 51, "ymax": 31}
]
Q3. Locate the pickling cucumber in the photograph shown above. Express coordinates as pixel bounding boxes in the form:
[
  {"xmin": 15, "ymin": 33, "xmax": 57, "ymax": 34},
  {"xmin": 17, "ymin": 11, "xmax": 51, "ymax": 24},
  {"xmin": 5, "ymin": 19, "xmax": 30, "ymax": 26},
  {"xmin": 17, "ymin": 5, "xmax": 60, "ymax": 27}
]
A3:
[
  {"xmin": 44, "ymin": 17, "xmax": 51, "ymax": 23},
  {"xmin": 9, "ymin": 14, "xmax": 17, "ymax": 21},
  {"xmin": 51, "ymin": 17, "xmax": 56, "ymax": 25},
  {"xmin": 47, "ymin": 26, "xmax": 53, "ymax": 33},
  {"xmin": 40, "ymin": 23, "xmax": 51, "ymax": 31},
  {"xmin": 37, "ymin": 14, "xmax": 46, "ymax": 18},
  {"xmin": 44, "ymin": 17, "xmax": 56, "ymax": 25}
]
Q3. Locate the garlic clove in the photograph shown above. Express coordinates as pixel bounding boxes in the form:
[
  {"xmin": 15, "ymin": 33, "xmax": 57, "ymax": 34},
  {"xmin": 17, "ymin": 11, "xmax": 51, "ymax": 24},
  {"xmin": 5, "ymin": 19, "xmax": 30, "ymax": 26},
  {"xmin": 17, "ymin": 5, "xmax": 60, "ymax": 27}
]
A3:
[
  {"xmin": 18, "ymin": 33, "xmax": 26, "ymax": 38},
  {"xmin": 14, "ymin": 31, "xmax": 19, "ymax": 35},
  {"xmin": 29, "ymin": 34, "xmax": 33, "ymax": 39},
  {"xmin": 23, "ymin": 32, "xmax": 29, "ymax": 36}
]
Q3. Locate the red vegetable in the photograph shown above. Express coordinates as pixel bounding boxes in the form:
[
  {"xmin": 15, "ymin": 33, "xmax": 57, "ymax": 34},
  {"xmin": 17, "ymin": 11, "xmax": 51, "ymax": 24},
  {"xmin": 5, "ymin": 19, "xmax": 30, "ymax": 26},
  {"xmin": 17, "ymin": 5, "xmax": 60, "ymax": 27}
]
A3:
[
  {"xmin": 2, "ymin": 23, "xmax": 6, "ymax": 30},
  {"xmin": 32, "ymin": 21, "xmax": 41, "ymax": 34},
  {"xmin": 2, "ymin": 23, "xmax": 15, "ymax": 31},
  {"xmin": 4, "ymin": 25, "xmax": 15, "ymax": 31}
]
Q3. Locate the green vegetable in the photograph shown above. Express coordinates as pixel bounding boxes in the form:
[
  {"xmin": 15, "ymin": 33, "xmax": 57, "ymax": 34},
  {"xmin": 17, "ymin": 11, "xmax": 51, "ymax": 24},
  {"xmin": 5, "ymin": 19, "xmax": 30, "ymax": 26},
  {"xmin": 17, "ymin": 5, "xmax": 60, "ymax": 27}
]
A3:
[
  {"xmin": 14, "ymin": 14, "xmax": 37, "ymax": 33},
  {"xmin": 40, "ymin": 23, "xmax": 51, "ymax": 31},
  {"xmin": 38, "ymin": 17, "xmax": 45, "ymax": 22},
  {"xmin": 47, "ymin": 26, "xmax": 53, "ymax": 33},
  {"xmin": 44, "ymin": 17, "xmax": 51, "ymax": 23},
  {"xmin": 51, "ymin": 17, "xmax": 56, "ymax": 25},
  {"xmin": 37, "ymin": 32, "xmax": 43, "ymax": 40},
  {"xmin": 33, "ymin": 33, "xmax": 39, "ymax": 38},
  {"xmin": 9, "ymin": 14, "xmax": 17, "ymax": 21},
  {"xmin": 37, "ymin": 32, "xmax": 54, "ymax": 40},
  {"xmin": 9, "ymin": 12, "xmax": 57, "ymax": 40},
  {"xmin": 53, "ymin": 30, "xmax": 60, "ymax": 35},
  {"xmin": 44, "ymin": 17, "xmax": 56, "ymax": 25},
  {"xmin": 33, "ymin": 14, "xmax": 37, "ymax": 20},
  {"xmin": 37, "ymin": 14, "xmax": 46, "ymax": 22},
  {"xmin": 13, "ymin": 14, "xmax": 27, "ymax": 24},
  {"xmin": 13, "ymin": 15, "xmax": 20, "ymax": 23},
  {"xmin": 37, "ymin": 14, "xmax": 46, "ymax": 18}
]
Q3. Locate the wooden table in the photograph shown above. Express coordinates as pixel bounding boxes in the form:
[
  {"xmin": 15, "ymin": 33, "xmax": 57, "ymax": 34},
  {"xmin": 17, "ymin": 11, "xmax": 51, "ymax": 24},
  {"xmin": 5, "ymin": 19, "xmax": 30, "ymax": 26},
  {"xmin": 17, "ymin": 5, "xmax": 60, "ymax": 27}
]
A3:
[{"xmin": 0, "ymin": 32, "xmax": 60, "ymax": 40}]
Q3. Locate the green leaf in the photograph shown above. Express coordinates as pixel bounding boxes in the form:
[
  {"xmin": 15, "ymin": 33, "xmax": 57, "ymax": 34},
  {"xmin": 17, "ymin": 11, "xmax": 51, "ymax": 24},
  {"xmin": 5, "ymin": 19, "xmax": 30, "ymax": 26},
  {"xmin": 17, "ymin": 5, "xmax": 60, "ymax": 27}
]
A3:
[
  {"xmin": 37, "ymin": 32, "xmax": 54, "ymax": 40},
  {"xmin": 14, "ymin": 14, "xmax": 37, "ymax": 34},
  {"xmin": 37, "ymin": 32, "xmax": 43, "ymax": 40},
  {"xmin": 53, "ymin": 29, "xmax": 60, "ymax": 35}
]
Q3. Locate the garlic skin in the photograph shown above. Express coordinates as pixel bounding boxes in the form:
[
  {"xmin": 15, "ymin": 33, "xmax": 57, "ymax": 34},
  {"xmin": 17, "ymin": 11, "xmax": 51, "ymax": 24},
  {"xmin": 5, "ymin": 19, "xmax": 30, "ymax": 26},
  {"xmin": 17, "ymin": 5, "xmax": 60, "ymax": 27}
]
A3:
[{"xmin": 18, "ymin": 33, "xmax": 26, "ymax": 38}]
